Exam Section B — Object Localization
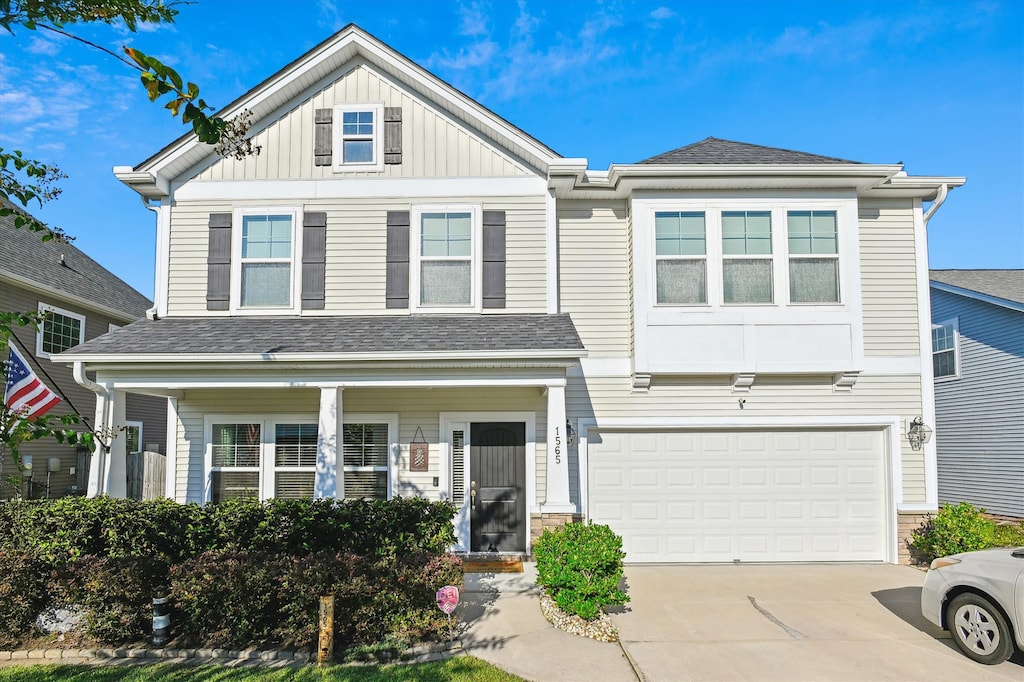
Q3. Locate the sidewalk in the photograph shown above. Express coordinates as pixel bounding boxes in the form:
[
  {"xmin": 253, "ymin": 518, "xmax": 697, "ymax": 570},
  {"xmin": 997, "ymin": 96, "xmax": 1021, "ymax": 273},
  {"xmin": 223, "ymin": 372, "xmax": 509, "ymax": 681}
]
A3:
[{"xmin": 460, "ymin": 564, "xmax": 638, "ymax": 682}]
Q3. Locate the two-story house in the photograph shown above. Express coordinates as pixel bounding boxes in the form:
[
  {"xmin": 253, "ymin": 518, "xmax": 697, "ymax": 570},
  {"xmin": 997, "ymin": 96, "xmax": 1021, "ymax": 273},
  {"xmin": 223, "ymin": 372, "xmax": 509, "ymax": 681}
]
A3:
[
  {"xmin": 2, "ymin": 203, "xmax": 167, "ymax": 499},
  {"xmin": 56, "ymin": 25, "xmax": 963, "ymax": 564}
]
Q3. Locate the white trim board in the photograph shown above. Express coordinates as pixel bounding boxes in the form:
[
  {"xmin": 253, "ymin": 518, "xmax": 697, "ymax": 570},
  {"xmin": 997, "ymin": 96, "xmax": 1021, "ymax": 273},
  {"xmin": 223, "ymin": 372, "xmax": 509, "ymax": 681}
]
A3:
[{"xmin": 170, "ymin": 177, "xmax": 548, "ymax": 202}]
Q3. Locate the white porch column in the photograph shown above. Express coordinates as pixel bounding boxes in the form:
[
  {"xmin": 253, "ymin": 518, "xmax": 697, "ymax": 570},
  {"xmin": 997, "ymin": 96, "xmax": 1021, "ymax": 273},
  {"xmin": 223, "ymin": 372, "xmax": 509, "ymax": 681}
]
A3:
[
  {"xmin": 316, "ymin": 387, "xmax": 343, "ymax": 500},
  {"xmin": 543, "ymin": 381, "xmax": 575, "ymax": 512},
  {"xmin": 164, "ymin": 397, "xmax": 179, "ymax": 501},
  {"xmin": 86, "ymin": 390, "xmax": 108, "ymax": 497},
  {"xmin": 105, "ymin": 389, "xmax": 128, "ymax": 498}
]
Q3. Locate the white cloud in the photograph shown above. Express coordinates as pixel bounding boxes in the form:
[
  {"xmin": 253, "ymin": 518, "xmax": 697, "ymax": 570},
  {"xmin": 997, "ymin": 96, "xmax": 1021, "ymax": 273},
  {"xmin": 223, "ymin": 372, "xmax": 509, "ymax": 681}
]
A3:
[
  {"xmin": 458, "ymin": 2, "xmax": 491, "ymax": 37},
  {"xmin": 25, "ymin": 36, "xmax": 62, "ymax": 56},
  {"xmin": 316, "ymin": 0, "xmax": 347, "ymax": 33},
  {"xmin": 650, "ymin": 6, "xmax": 674, "ymax": 21}
]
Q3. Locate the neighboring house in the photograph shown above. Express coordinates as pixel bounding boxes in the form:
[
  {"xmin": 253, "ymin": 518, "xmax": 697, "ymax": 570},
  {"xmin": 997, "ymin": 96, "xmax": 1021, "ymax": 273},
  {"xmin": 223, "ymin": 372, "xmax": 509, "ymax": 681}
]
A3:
[
  {"xmin": 56, "ymin": 25, "xmax": 964, "ymax": 564},
  {"xmin": 1, "ymin": 205, "xmax": 167, "ymax": 499},
  {"xmin": 929, "ymin": 269, "xmax": 1024, "ymax": 518}
]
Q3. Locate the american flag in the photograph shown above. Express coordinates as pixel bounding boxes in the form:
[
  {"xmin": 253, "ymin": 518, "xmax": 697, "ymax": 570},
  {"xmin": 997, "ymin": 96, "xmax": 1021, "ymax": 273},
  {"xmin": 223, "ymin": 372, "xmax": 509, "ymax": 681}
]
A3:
[{"xmin": 4, "ymin": 341, "xmax": 61, "ymax": 419}]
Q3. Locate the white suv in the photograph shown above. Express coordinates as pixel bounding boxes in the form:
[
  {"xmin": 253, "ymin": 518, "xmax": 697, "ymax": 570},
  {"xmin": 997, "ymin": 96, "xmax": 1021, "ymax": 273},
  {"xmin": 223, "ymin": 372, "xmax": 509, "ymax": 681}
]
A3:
[{"xmin": 921, "ymin": 547, "xmax": 1024, "ymax": 664}]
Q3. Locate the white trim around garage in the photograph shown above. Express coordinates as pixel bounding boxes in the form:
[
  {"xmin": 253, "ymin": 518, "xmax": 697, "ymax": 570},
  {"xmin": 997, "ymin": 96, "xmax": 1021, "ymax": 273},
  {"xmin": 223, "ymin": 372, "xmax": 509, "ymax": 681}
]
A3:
[
  {"xmin": 577, "ymin": 415, "xmax": 903, "ymax": 564},
  {"xmin": 913, "ymin": 199, "xmax": 939, "ymax": 509}
]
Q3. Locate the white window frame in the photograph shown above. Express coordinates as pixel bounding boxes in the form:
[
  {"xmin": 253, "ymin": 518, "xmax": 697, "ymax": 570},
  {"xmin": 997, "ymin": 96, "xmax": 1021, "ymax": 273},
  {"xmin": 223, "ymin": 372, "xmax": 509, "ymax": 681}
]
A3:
[
  {"xmin": 36, "ymin": 303, "xmax": 86, "ymax": 358},
  {"xmin": 229, "ymin": 206, "xmax": 304, "ymax": 315},
  {"xmin": 332, "ymin": 102, "xmax": 384, "ymax": 172},
  {"xmin": 786, "ymin": 210, "xmax": 841, "ymax": 304},
  {"xmin": 269, "ymin": 419, "xmax": 319, "ymax": 500},
  {"xmin": 205, "ymin": 419, "xmax": 264, "ymax": 503},
  {"xmin": 410, "ymin": 204, "xmax": 483, "ymax": 313},
  {"xmin": 342, "ymin": 414, "xmax": 399, "ymax": 501},
  {"xmin": 108, "ymin": 323, "xmax": 121, "ymax": 333},
  {"xmin": 123, "ymin": 420, "xmax": 143, "ymax": 455},
  {"xmin": 721, "ymin": 210, "xmax": 775, "ymax": 306},
  {"xmin": 642, "ymin": 197, "xmax": 853, "ymax": 312},
  {"xmin": 931, "ymin": 317, "xmax": 961, "ymax": 381},
  {"xmin": 653, "ymin": 211, "xmax": 709, "ymax": 306}
]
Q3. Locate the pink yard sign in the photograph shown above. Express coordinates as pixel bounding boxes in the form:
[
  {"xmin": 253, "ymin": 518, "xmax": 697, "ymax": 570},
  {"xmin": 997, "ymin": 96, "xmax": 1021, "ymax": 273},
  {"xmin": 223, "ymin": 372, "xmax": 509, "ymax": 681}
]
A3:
[{"xmin": 436, "ymin": 586, "xmax": 459, "ymax": 615}]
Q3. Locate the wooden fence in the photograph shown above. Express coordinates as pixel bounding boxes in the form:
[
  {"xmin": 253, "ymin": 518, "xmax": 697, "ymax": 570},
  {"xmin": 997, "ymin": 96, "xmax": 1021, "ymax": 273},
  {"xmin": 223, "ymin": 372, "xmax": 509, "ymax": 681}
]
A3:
[{"xmin": 127, "ymin": 450, "xmax": 166, "ymax": 500}]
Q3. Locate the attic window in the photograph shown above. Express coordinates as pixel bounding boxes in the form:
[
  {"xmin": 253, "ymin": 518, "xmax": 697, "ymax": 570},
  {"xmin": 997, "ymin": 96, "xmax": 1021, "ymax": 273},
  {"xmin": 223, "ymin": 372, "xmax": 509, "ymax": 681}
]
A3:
[{"xmin": 333, "ymin": 103, "xmax": 383, "ymax": 171}]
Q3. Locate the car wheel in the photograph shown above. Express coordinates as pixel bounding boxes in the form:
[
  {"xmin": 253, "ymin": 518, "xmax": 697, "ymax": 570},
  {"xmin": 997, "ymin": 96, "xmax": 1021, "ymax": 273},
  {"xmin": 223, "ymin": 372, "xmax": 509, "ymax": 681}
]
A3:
[{"xmin": 945, "ymin": 592, "xmax": 1015, "ymax": 665}]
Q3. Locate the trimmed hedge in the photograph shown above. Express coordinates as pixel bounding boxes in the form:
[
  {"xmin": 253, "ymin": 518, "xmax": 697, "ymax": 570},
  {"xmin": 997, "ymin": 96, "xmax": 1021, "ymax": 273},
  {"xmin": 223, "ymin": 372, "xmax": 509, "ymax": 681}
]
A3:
[
  {"xmin": 534, "ymin": 522, "xmax": 629, "ymax": 621},
  {"xmin": 0, "ymin": 496, "xmax": 460, "ymax": 648}
]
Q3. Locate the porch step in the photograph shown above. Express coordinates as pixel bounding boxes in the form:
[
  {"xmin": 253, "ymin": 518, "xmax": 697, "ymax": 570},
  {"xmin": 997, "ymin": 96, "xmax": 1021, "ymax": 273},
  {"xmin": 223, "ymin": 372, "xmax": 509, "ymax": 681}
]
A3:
[{"xmin": 461, "ymin": 553, "xmax": 526, "ymax": 573}]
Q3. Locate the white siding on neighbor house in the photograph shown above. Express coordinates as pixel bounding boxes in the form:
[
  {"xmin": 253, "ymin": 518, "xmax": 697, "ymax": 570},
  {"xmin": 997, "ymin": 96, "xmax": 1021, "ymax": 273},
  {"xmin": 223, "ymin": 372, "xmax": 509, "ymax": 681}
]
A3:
[
  {"xmin": 558, "ymin": 200, "xmax": 631, "ymax": 357},
  {"xmin": 195, "ymin": 61, "xmax": 534, "ymax": 182},
  {"xmin": 567, "ymin": 373, "xmax": 928, "ymax": 504},
  {"xmin": 173, "ymin": 387, "xmax": 547, "ymax": 506},
  {"xmin": 931, "ymin": 289, "xmax": 1024, "ymax": 517},
  {"xmin": 859, "ymin": 200, "xmax": 921, "ymax": 356},
  {"xmin": 165, "ymin": 195, "xmax": 547, "ymax": 315}
]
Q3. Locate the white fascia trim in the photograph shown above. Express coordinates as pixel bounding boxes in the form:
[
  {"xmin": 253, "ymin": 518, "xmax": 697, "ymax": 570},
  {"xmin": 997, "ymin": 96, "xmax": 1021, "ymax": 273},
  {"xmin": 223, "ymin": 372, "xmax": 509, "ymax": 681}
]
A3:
[
  {"xmin": 545, "ymin": 188, "xmax": 559, "ymax": 314},
  {"xmin": 55, "ymin": 349, "xmax": 585, "ymax": 364},
  {"xmin": 100, "ymin": 375, "xmax": 568, "ymax": 391},
  {"xmin": 170, "ymin": 176, "xmax": 548, "ymax": 201},
  {"xmin": 913, "ymin": 200, "xmax": 939, "ymax": 507},
  {"xmin": 113, "ymin": 166, "xmax": 168, "ymax": 198},
  {"xmin": 0, "ymin": 273, "xmax": 141, "ymax": 325},
  {"xmin": 571, "ymin": 164, "xmax": 903, "ymax": 191},
  {"xmin": 929, "ymin": 281, "xmax": 1024, "ymax": 314}
]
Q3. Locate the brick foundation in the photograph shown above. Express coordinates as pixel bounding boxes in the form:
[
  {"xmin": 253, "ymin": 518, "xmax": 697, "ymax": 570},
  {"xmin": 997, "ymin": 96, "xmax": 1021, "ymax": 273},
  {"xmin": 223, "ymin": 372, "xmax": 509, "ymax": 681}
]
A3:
[
  {"xmin": 897, "ymin": 511, "xmax": 933, "ymax": 565},
  {"xmin": 529, "ymin": 513, "xmax": 582, "ymax": 546}
]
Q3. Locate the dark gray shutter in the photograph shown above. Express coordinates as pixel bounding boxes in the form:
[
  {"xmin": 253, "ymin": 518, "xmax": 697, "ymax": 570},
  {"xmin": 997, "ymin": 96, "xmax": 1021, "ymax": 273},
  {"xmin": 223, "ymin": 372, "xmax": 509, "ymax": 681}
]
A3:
[
  {"xmin": 302, "ymin": 212, "xmax": 327, "ymax": 310},
  {"xmin": 383, "ymin": 107, "xmax": 402, "ymax": 165},
  {"xmin": 206, "ymin": 213, "xmax": 232, "ymax": 311},
  {"xmin": 482, "ymin": 210, "xmax": 506, "ymax": 309},
  {"xmin": 386, "ymin": 211, "xmax": 410, "ymax": 309},
  {"xmin": 314, "ymin": 108, "xmax": 332, "ymax": 166}
]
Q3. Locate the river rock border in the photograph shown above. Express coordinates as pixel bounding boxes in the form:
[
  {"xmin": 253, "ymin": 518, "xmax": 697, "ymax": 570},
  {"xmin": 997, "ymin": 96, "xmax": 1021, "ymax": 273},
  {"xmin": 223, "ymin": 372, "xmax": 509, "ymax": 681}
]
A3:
[{"xmin": 538, "ymin": 592, "xmax": 619, "ymax": 642}]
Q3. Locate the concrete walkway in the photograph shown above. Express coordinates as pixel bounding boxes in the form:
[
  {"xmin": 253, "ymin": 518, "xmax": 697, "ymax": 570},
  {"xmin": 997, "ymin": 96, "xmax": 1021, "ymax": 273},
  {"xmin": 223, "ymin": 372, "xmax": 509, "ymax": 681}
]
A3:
[{"xmin": 461, "ymin": 563, "xmax": 1024, "ymax": 682}]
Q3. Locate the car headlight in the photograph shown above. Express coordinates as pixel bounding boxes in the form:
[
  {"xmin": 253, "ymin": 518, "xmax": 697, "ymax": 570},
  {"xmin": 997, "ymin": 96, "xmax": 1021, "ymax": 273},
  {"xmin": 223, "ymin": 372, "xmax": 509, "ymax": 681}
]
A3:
[{"xmin": 929, "ymin": 557, "xmax": 962, "ymax": 570}]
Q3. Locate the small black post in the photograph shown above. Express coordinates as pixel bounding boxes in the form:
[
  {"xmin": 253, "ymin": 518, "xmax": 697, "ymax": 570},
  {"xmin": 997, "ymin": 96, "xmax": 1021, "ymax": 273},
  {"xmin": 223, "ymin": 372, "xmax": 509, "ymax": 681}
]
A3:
[{"xmin": 152, "ymin": 587, "xmax": 170, "ymax": 647}]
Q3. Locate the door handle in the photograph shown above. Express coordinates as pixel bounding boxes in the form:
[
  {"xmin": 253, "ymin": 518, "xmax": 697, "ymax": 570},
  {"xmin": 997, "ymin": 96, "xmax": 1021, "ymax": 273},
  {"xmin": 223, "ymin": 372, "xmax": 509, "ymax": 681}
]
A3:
[{"xmin": 470, "ymin": 481, "xmax": 477, "ymax": 507}]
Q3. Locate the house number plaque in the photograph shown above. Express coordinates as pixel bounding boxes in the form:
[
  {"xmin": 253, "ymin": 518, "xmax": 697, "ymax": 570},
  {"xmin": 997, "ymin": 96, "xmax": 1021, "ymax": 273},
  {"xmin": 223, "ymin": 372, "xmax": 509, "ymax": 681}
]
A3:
[{"xmin": 410, "ymin": 443, "xmax": 429, "ymax": 472}]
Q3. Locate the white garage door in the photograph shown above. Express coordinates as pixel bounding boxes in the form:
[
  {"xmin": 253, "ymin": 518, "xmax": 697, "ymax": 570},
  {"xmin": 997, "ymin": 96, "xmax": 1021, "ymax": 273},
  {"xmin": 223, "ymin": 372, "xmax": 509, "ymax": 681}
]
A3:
[{"xmin": 588, "ymin": 429, "xmax": 888, "ymax": 562}]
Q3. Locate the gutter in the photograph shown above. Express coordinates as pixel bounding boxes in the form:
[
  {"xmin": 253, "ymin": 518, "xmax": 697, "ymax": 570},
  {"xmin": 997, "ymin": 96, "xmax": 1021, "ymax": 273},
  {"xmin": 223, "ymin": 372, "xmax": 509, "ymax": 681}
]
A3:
[
  {"xmin": 72, "ymin": 361, "xmax": 108, "ymax": 496},
  {"xmin": 141, "ymin": 197, "xmax": 160, "ymax": 321},
  {"xmin": 922, "ymin": 183, "xmax": 949, "ymax": 225}
]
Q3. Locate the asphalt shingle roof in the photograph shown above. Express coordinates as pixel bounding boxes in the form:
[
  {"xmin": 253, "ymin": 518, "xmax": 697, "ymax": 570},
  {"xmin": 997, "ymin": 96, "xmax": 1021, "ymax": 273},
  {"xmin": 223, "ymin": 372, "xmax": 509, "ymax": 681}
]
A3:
[
  {"xmin": 930, "ymin": 269, "xmax": 1024, "ymax": 306},
  {"xmin": 59, "ymin": 314, "xmax": 585, "ymax": 357},
  {"xmin": 1, "ymin": 203, "xmax": 152, "ymax": 319},
  {"xmin": 638, "ymin": 137, "xmax": 861, "ymax": 165}
]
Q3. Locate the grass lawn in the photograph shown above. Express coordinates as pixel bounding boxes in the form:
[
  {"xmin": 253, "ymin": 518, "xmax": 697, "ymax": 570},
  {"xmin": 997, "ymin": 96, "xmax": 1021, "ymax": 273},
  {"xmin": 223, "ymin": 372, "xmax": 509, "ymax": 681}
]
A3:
[{"xmin": 0, "ymin": 656, "xmax": 525, "ymax": 682}]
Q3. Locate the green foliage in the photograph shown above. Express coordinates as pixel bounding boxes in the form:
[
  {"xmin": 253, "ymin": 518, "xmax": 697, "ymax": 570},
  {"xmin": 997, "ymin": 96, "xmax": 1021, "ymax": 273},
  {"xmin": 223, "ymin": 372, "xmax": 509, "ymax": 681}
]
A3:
[
  {"xmin": 0, "ymin": 549, "xmax": 48, "ymax": 647},
  {"xmin": 989, "ymin": 521, "xmax": 1024, "ymax": 548},
  {"xmin": 533, "ymin": 522, "xmax": 629, "ymax": 621},
  {"xmin": 0, "ymin": 497, "xmax": 461, "ymax": 647},
  {"xmin": 0, "ymin": 153, "xmax": 69, "ymax": 241},
  {"xmin": 911, "ymin": 502, "xmax": 997, "ymax": 560}
]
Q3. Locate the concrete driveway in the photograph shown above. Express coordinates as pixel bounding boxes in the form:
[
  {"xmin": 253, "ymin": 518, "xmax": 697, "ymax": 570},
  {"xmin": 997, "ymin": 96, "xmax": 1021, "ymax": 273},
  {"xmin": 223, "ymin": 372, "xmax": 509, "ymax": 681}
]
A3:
[{"xmin": 462, "ymin": 563, "xmax": 1024, "ymax": 682}]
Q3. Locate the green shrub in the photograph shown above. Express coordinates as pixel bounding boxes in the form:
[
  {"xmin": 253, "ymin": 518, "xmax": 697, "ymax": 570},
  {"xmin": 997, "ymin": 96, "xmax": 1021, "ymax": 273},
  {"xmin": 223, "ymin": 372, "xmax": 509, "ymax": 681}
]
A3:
[
  {"xmin": 48, "ymin": 555, "xmax": 167, "ymax": 644},
  {"xmin": 533, "ymin": 522, "xmax": 629, "ymax": 621},
  {"xmin": 911, "ymin": 502, "xmax": 996, "ymax": 560},
  {"xmin": 0, "ymin": 549, "xmax": 48, "ymax": 647},
  {"xmin": 990, "ymin": 522, "xmax": 1024, "ymax": 548}
]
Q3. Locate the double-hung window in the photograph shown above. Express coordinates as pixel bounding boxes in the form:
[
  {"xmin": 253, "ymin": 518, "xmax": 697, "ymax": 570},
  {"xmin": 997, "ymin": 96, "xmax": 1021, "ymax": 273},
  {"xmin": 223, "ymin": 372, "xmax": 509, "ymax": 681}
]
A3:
[
  {"xmin": 36, "ymin": 303, "xmax": 85, "ymax": 357},
  {"xmin": 722, "ymin": 211, "xmax": 773, "ymax": 304},
  {"xmin": 123, "ymin": 421, "xmax": 143, "ymax": 455},
  {"xmin": 655, "ymin": 212, "xmax": 707, "ymax": 305},
  {"xmin": 232, "ymin": 207, "xmax": 302, "ymax": 312},
  {"xmin": 333, "ymin": 103, "xmax": 383, "ymax": 170},
  {"xmin": 210, "ymin": 423, "xmax": 261, "ymax": 503},
  {"xmin": 788, "ymin": 211, "xmax": 839, "ymax": 303},
  {"xmin": 932, "ymin": 318, "xmax": 959, "ymax": 379},
  {"xmin": 412, "ymin": 205, "xmax": 481, "ymax": 311},
  {"xmin": 273, "ymin": 423, "xmax": 318, "ymax": 498},
  {"xmin": 342, "ymin": 423, "xmax": 391, "ymax": 499}
]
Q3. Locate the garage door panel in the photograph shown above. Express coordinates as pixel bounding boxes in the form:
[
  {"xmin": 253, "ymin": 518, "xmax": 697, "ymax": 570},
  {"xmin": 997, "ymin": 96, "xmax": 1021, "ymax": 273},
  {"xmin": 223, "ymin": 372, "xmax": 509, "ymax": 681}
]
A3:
[{"xmin": 588, "ymin": 428, "xmax": 887, "ymax": 562}]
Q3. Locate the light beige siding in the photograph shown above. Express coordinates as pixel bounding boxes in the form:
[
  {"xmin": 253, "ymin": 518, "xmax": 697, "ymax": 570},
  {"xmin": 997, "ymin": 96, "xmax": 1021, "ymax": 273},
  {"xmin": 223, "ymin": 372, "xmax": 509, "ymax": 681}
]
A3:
[
  {"xmin": 196, "ymin": 62, "xmax": 533, "ymax": 181},
  {"xmin": 558, "ymin": 200, "xmax": 631, "ymax": 357},
  {"xmin": 174, "ymin": 387, "xmax": 547, "ymax": 505},
  {"xmin": 166, "ymin": 195, "xmax": 547, "ymax": 315},
  {"xmin": 567, "ymin": 373, "xmax": 927, "ymax": 504},
  {"xmin": 859, "ymin": 199, "xmax": 921, "ymax": 355}
]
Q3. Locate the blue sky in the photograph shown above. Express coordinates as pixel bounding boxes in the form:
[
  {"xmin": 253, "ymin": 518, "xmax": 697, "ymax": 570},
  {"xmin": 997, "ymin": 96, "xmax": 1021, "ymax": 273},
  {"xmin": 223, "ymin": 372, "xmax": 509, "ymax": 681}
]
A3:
[{"xmin": 1, "ymin": 0, "xmax": 1021, "ymax": 299}]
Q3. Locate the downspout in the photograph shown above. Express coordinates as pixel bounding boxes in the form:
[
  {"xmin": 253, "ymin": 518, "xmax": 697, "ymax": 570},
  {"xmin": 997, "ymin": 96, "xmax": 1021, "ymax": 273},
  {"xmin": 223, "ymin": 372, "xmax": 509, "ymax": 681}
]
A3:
[
  {"xmin": 142, "ymin": 197, "xmax": 160, "ymax": 320},
  {"xmin": 73, "ymin": 361, "xmax": 109, "ymax": 496},
  {"xmin": 922, "ymin": 183, "xmax": 948, "ymax": 225}
]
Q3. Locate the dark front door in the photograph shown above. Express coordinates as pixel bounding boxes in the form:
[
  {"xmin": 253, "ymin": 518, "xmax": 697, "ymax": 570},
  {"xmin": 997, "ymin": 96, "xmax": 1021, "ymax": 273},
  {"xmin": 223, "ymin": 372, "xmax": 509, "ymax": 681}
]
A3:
[{"xmin": 470, "ymin": 422, "xmax": 526, "ymax": 552}]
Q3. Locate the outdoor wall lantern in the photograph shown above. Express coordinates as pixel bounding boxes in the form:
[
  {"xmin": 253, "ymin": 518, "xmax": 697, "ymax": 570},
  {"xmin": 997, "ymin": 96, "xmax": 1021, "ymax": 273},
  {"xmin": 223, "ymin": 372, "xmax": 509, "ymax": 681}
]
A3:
[
  {"xmin": 565, "ymin": 419, "xmax": 578, "ymax": 448},
  {"xmin": 907, "ymin": 417, "xmax": 933, "ymax": 451}
]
